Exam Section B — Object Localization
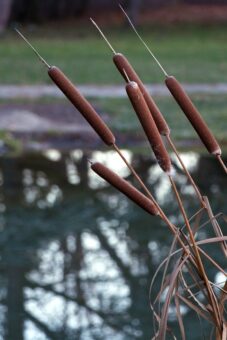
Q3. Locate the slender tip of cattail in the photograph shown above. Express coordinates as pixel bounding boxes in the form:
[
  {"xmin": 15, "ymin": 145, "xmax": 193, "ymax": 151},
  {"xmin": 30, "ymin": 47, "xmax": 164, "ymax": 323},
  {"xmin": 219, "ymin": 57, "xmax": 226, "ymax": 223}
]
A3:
[
  {"xmin": 14, "ymin": 28, "xmax": 50, "ymax": 69},
  {"xmin": 216, "ymin": 154, "xmax": 227, "ymax": 174},
  {"xmin": 90, "ymin": 17, "xmax": 117, "ymax": 55},
  {"xmin": 87, "ymin": 158, "xmax": 93, "ymax": 165},
  {"xmin": 122, "ymin": 68, "xmax": 130, "ymax": 83},
  {"xmin": 118, "ymin": 4, "xmax": 168, "ymax": 77}
]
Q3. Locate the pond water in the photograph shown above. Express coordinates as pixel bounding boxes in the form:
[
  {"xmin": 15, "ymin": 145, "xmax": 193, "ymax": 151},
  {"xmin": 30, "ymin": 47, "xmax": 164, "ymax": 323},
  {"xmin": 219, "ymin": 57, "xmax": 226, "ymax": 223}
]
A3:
[{"xmin": 0, "ymin": 150, "xmax": 226, "ymax": 340}]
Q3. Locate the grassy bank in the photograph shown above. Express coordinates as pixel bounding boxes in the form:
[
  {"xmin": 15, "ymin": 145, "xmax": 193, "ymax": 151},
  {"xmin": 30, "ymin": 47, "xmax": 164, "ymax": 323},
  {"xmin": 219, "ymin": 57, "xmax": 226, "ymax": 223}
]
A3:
[
  {"xmin": 0, "ymin": 92, "xmax": 225, "ymax": 148},
  {"xmin": 1, "ymin": 23, "xmax": 227, "ymax": 85},
  {"xmin": 91, "ymin": 93, "xmax": 227, "ymax": 143}
]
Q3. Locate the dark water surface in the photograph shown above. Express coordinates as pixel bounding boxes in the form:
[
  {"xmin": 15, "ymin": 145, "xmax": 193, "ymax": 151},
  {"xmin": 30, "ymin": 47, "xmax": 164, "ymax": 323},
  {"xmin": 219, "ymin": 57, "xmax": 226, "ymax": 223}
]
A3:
[{"xmin": 0, "ymin": 150, "xmax": 226, "ymax": 340}]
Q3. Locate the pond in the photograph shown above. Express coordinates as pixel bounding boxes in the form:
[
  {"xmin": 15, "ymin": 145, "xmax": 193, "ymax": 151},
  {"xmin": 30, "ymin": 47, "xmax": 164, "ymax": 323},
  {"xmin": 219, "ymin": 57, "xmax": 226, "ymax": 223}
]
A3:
[{"xmin": 0, "ymin": 150, "xmax": 226, "ymax": 339}]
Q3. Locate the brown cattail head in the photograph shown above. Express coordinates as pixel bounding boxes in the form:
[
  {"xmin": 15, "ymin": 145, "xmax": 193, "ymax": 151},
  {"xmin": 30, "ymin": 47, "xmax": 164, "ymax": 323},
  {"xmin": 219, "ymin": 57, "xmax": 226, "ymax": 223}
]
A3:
[
  {"xmin": 126, "ymin": 81, "xmax": 172, "ymax": 174},
  {"xmin": 48, "ymin": 66, "xmax": 115, "ymax": 146},
  {"xmin": 113, "ymin": 53, "xmax": 170, "ymax": 136},
  {"xmin": 91, "ymin": 162, "xmax": 159, "ymax": 216},
  {"xmin": 165, "ymin": 76, "xmax": 221, "ymax": 156}
]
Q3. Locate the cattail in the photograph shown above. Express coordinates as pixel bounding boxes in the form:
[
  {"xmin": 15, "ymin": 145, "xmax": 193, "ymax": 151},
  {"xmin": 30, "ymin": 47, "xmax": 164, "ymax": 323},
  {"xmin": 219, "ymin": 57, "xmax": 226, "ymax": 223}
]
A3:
[
  {"xmin": 126, "ymin": 81, "xmax": 172, "ymax": 174},
  {"xmin": 113, "ymin": 53, "xmax": 170, "ymax": 136},
  {"xmin": 91, "ymin": 162, "xmax": 159, "ymax": 216},
  {"xmin": 48, "ymin": 66, "xmax": 115, "ymax": 146},
  {"xmin": 165, "ymin": 76, "xmax": 221, "ymax": 156}
]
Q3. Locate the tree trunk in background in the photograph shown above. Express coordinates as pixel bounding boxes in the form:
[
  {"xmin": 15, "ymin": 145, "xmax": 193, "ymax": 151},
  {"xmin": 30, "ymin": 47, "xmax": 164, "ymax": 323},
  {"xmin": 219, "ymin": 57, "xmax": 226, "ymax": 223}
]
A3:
[
  {"xmin": 0, "ymin": 0, "xmax": 12, "ymax": 33},
  {"xmin": 6, "ymin": 264, "xmax": 25, "ymax": 340},
  {"xmin": 73, "ymin": 0, "xmax": 89, "ymax": 17},
  {"xmin": 125, "ymin": 0, "xmax": 142, "ymax": 24}
]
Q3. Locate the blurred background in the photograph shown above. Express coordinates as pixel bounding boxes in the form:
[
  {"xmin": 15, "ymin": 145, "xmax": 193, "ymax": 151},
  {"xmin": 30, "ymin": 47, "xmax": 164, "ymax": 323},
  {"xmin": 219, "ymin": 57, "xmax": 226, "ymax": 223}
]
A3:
[{"xmin": 0, "ymin": 0, "xmax": 226, "ymax": 339}]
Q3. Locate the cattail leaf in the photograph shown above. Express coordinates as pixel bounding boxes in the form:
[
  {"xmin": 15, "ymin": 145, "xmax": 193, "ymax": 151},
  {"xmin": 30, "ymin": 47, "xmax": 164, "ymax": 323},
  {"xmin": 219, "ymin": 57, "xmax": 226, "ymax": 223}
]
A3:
[{"xmin": 176, "ymin": 294, "xmax": 213, "ymax": 323}]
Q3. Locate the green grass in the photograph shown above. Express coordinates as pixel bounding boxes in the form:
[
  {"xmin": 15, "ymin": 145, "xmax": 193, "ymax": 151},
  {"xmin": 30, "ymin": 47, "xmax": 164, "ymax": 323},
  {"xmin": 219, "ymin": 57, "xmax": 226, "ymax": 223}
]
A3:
[
  {"xmin": 1, "ymin": 23, "xmax": 227, "ymax": 85},
  {"xmin": 0, "ymin": 93, "xmax": 226, "ymax": 150}
]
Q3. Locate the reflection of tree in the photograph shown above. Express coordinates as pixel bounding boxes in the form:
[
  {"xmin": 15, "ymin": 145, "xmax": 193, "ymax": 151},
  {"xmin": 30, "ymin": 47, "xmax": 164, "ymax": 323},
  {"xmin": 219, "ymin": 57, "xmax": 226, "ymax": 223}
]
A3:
[
  {"xmin": 25, "ymin": 310, "xmax": 59, "ymax": 339},
  {"xmin": 26, "ymin": 279, "xmax": 134, "ymax": 337},
  {"xmin": 124, "ymin": 0, "xmax": 142, "ymax": 24},
  {"xmin": 193, "ymin": 155, "xmax": 227, "ymax": 195},
  {"xmin": 0, "ymin": 152, "xmax": 225, "ymax": 339},
  {"xmin": 6, "ymin": 260, "xmax": 25, "ymax": 340}
]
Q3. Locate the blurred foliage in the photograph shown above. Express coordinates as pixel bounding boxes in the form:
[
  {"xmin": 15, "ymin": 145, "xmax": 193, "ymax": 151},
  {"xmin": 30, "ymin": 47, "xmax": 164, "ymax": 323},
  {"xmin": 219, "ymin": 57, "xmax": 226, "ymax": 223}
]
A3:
[{"xmin": 1, "ymin": 23, "xmax": 227, "ymax": 86}]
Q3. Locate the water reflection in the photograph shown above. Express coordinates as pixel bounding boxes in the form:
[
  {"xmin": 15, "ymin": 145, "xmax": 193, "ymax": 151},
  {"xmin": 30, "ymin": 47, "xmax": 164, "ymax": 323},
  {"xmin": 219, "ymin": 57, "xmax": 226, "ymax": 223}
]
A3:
[{"xmin": 0, "ymin": 151, "xmax": 226, "ymax": 339}]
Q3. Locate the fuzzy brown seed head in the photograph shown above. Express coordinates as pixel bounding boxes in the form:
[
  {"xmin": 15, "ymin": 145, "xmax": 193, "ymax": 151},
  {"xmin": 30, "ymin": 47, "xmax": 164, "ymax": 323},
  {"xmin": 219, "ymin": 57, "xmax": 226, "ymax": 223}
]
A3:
[
  {"xmin": 126, "ymin": 82, "xmax": 172, "ymax": 174},
  {"xmin": 48, "ymin": 66, "xmax": 116, "ymax": 146},
  {"xmin": 91, "ymin": 162, "xmax": 159, "ymax": 216},
  {"xmin": 165, "ymin": 76, "xmax": 221, "ymax": 156}
]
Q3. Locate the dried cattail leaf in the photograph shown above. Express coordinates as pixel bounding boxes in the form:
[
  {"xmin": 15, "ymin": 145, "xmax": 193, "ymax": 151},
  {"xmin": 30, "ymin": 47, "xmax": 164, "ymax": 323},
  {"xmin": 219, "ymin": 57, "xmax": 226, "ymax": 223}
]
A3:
[
  {"xmin": 48, "ymin": 66, "xmax": 116, "ymax": 146},
  {"xmin": 159, "ymin": 257, "xmax": 188, "ymax": 340},
  {"xmin": 91, "ymin": 162, "xmax": 159, "ymax": 216},
  {"xmin": 126, "ymin": 81, "xmax": 172, "ymax": 174},
  {"xmin": 222, "ymin": 323, "xmax": 227, "ymax": 340},
  {"xmin": 219, "ymin": 280, "xmax": 227, "ymax": 317},
  {"xmin": 203, "ymin": 196, "xmax": 227, "ymax": 257},
  {"xmin": 174, "ymin": 281, "xmax": 186, "ymax": 340},
  {"xmin": 165, "ymin": 76, "xmax": 221, "ymax": 155},
  {"xmin": 176, "ymin": 294, "xmax": 213, "ymax": 323},
  {"xmin": 113, "ymin": 53, "xmax": 170, "ymax": 136}
]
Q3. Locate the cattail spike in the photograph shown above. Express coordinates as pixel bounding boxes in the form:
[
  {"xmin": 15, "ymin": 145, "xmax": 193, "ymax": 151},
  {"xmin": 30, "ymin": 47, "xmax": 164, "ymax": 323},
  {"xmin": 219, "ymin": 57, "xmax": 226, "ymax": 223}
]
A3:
[
  {"xmin": 123, "ymin": 68, "xmax": 130, "ymax": 83},
  {"xmin": 91, "ymin": 162, "xmax": 159, "ymax": 216},
  {"xmin": 126, "ymin": 81, "xmax": 172, "ymax": 173},
  {"xmin": 48, "ymin": 66, "xmax": 116, "ymax": 146},
  {"xmin": 90, "ymin": 18, "xmax": 116, "ymax": 54},
  {"xmin": 15, "ymin": 28, "xmax": 50, "ymax": 68},
  {"xmin": 165, "ymin": 76, "xmax": 222, "ymax": 156},
  {"xmin": 119, "ymin": 4, "xmax": 168, "ymax": 77}
]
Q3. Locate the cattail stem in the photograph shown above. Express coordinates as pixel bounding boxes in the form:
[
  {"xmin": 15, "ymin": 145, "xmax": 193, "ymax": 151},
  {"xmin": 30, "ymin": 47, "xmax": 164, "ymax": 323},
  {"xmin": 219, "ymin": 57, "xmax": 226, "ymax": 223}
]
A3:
[
  {"xmin": 113, "ymin": 144, "xmax": 154, "ymax": 200},
  {"xmin": 166, "ymin": 135, "xmax": 205, "ymax": 207},
  {"xmin": 216, "ymin": 155, "xmax": 227, "ymax": 174},
  {"xmin": 113, "ymin": 145, "xmax": 185, "ymax": 244},
  {"xmin": 112, "ymin": 143, "xmax": 162, "ymax": 211},
  {"xmin": 169, "ymin": 175, "xmax": 222, "ymax": 330}
]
